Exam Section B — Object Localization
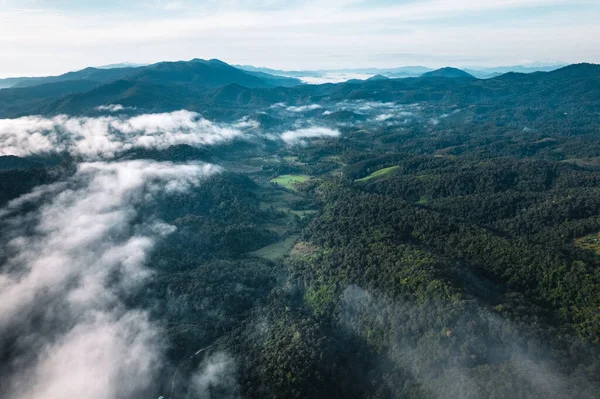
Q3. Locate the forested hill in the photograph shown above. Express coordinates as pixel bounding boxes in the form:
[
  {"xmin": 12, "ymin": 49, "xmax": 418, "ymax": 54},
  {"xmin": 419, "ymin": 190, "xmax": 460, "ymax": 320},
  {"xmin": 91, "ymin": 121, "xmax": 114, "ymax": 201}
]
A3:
[
  {"xmin": 0, "ymin": 59, "xmax": 303, "ymax": 117},
  {"xmin": 1, "ymin": 60, "xmax": 600, "ymax": 399},
  {"xmin": 420, "ymin": 67, "xmax": 475, "ymax": 78},
  {"xmin": 0, "ymin": 61, "xmax": 598, "ymax": 118}
]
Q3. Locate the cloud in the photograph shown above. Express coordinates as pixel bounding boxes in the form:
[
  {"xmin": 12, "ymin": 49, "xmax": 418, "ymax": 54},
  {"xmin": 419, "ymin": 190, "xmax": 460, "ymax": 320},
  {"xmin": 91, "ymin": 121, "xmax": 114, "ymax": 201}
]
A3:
[
  {"xmin": 330, "ymin": 100, "xmax": 419, "ymax": 124},
  {"xmin": 232, "ymin": 116, "xmax": 260, "ymax": 129},
  {"xmin": 0, "ymin": 159, "xmax": 220, "ymax": 399},
  {"xmin": 298, "ymin": 73, "xmax": 373, "ymax": 84},
  {"xmin": 337, "ymin": 100, "xmax": 399, "ymax": 114},
  {"xmin": 280, "ymin": 126, "xmax": 340, "ymax": 144},
  {"xmin": 188, "ymin": 352, "xmax": 239, "ymax": 399},
  {"xmin": 0, "ymin": 111, "xmax": 247, "ymax": 158},
  {"xmin": 11, "ymin": 311, "xmax": 163, "ymax": 399},
  {"xmin": 338, "ymin": 285, "xmax": 594, "ymax": 399},
  {"xmin": 374, "ymin": 113, "xmax": 394, "ymax": 121},
  {"xmin": 285, "ymin": 104, "xmax": 323, "ymax": 112},
  {"xmin": 95, "ymin": 104, "xmax": 135, "ymax": 112},
  {"xmin": 2, "ymin": 0, "xmax": 598, "ymax": 77}
]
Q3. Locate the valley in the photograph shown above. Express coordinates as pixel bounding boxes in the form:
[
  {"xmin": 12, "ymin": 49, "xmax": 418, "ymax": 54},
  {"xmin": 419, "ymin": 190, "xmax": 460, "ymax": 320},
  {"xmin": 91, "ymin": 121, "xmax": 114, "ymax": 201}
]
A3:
[{"xmin": 1, "ymin": 59, "xmax": 600, "ymax": 399}]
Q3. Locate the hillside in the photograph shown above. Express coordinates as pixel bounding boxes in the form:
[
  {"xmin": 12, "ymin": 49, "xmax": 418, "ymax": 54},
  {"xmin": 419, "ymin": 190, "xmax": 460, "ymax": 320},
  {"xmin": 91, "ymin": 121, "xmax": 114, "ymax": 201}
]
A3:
[
  {"xmin": 130, "ymin": 59, "xmax": 301, "ymax": 88},
  {"xmin": 0, "ymin": 59, "xmax": 303, "ymax": 117},
  {"xmin": 2, "ymin": 63, "xmax": 598, "ymax": 119},
  {"xmin": 421, "ymin": 67, "xmax": 475, "ymax": 78},
  {"xmin": 2, "ymin": 61, "xmax": 600, "ymax": 399},
  {"xmin": 366, "ymin": 74, "xmax": 390, "ymax": 81},
  {"xmin": 0, "ymin": 59, "xmax": 302, "ymax": 90}
]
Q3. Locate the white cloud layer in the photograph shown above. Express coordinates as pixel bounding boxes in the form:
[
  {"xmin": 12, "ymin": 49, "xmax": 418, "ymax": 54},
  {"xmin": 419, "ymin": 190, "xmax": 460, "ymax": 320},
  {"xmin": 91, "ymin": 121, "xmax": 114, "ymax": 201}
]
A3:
[
  {"xmin": 285, "ymin": 104, "xmax": 323, "ymax": 112},
  {"xmin": 332, "ymin": 100, "xmax": 419, "ymax": 123},
  {"xmin": 0, "ymin": 159, "xmax": 219, "ymax": 399},
  {"xmin": 298, "ymin": 72, "xmax": 374, "ymax": 84},
  {"xmin": 0, "ymin": 110, "xmax": 246, "ymax": 158},
  {"xmin": 281, "ymin": 127, "xmax": 340, "ymax": 144},
  {"xmin": 189, "ymin": 352, "xmax": 239, "ymax": 398},
  {"xmin": 95, "ymin": 104, "xmax": 134, "ymax": 112}
]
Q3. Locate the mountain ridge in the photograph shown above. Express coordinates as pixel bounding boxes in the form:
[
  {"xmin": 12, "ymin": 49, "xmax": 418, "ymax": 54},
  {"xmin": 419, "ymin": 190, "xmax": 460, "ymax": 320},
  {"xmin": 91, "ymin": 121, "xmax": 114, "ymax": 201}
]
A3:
[
  {"xmin": 0, "ymin": 59, "xmax": 302, "ymax": 91},
  {"xmin": 421, "ymin": 67, "xmax": 475, "ymax": 78},
  {"xmin": 1, "ymin": 61, "xmax": 600, "ymax": 118}
]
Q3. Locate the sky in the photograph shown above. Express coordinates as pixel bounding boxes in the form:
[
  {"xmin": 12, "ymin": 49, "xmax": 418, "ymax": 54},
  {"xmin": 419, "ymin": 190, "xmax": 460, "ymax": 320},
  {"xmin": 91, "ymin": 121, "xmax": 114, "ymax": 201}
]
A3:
[{"xmin": 0, "ymin": 0, "xmax": 599, "ymax": 77}]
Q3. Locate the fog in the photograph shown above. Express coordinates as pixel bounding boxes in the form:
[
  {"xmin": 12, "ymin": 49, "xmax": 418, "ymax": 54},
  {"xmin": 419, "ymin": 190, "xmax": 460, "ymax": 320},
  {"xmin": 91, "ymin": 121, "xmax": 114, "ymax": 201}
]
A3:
[
  {"xmin": 187, "ymin": 352, "xmax": 239, "ymax": 399},
  {"xmin": 281, "ymin": 127, "xmax": 340, "ymax": 144},
  {"xmin": 0, "ymin": 109, "xmax": 346, "ymax": 159},
  {"xmin": 0, "ymin": 160, "xmax": 219, "ymax": 399},
  {"xmin": 338, "ymin": 285, "xmax": 597, "ymax": 399},
  {"xmin": 0, "ymin": 111, "xmax": 246, "ymax": 158}
]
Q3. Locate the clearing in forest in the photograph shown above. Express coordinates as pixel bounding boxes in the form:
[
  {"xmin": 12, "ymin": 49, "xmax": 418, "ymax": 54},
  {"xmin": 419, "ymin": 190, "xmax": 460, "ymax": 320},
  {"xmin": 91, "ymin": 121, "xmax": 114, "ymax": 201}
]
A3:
[
  {"xmin": 249, "ymin": 234, "xmax": 300, "ymax": 260},
  {"xmin": 270, "ymin": 174, "xmax": 311, "ymax": 190},
  {"xmin": 574, "ymin": 233, "xmax": 600, "ymax": 256},
  {"xmin": 355, "ymin": 166, "xmax": 400, "ymax": 182}
]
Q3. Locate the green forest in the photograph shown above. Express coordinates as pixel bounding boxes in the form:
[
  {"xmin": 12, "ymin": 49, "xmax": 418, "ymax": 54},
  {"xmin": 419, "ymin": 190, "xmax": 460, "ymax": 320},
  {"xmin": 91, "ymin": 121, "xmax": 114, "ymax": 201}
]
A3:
[{"xmin": 1, "ymin": 61, "xmax": 600, "ymax": 398}]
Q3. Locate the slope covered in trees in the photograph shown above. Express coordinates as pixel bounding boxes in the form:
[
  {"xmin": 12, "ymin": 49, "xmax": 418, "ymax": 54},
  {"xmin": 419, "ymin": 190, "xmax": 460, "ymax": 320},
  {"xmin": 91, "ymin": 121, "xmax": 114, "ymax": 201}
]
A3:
[{"xmin": 1, "ymin": 63, "xmax": 600, "ymax": 398}]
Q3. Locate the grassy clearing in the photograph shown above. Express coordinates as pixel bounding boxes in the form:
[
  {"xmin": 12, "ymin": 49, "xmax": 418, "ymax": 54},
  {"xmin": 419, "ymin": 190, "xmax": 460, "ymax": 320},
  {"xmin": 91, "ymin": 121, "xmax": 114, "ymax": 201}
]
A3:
[
  {"xmin": 271, "ymin": 175, "xmax": 311, "ymax": 190},
  {"xmin": 291, "ymin": 241, "xmax": 319, "ymax": 257},
  {"xmin": 282, "ymin": 156, "xmax": 306, "ymax": 166},
  {"xmin": 563, "ymin": 157, "xmax": 600, "ymax": 168},
  {"xmin": 574, "ymin": 233, "xmax": 600, "ymax": 256},
  {"xmin": 355, "ymin": 166, "xmax": 400, "ymax": 182},
  {"xmin": 249, "ymin": 235, "xmax": 300, "ymax": 260},
  {"xmin": 269, "ymin": 206, "xmax": 317, "ymax": 219}
]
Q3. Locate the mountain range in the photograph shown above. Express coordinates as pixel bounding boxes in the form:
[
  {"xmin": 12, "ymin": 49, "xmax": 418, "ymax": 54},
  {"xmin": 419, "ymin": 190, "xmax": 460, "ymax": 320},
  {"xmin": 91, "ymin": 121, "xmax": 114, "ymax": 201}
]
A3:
[
  {"xmin": 2, "ymin": 55, "xmax": 600, "ymax": 399},
  {"xmin": 235, "ymin": 63, "xmax": 566, "ymax": 80},
  {"xmin": 1, "ymin": 61, "xmax": 565, "ymax": 91},
  {"xmin": 0, "ymin": 59, "xmax": 598, "ymax": 120},
  {"xmin": 421, "ymin": 67, "xmax": 475, "ymax": 79},
  {"xmin": 0, "ymin": 59, "xmax": 302, "ymax": 91}
]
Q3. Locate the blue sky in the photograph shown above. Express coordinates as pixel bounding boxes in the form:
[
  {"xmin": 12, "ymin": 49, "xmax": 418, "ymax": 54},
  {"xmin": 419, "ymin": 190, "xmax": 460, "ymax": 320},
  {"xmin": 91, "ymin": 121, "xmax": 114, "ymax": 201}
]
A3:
[{"xmin": 0, "ymin": 0, "xmax": 599, "ymax": 77}]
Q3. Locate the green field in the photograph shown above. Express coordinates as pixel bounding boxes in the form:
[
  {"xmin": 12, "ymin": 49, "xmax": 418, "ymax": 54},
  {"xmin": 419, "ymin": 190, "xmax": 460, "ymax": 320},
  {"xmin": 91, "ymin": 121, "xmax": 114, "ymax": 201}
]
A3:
[
  {"xmin": 575, "ymin": 233, "xmax": 600, "ymax": 255},
  {"xmin": 249, "ymin": 234, "xmax": 300, "ymax": 260},
  {"xmin": 355, "ymin": 166, "xmax": 400, "ymax": 182},
  {"xmin": 270, "ymin": 174, "xmax": 311, "ymax": 190}
]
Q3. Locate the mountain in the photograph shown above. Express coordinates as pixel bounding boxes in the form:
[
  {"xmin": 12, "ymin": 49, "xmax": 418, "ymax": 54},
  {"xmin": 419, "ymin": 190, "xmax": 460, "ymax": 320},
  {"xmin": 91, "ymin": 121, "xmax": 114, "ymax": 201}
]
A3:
[
  {"xmin": 470, "ymin": 71, "xmax": 503, "ymax": 79},
  {"xmin": 378, "ymin": 66, "xmax": 433, "ymax": 77},
  {"xmin": 2, "ymin": 62, "xmax": 599, "ymax": 119},
  {"xmin": 0, "ymin": 80, "xmax": 101, "ymax": 117},
  {"xmin": 97, "ymin": 62, "xmax": 147, "ymax": 69},
  {"xmin": 421, "ymin": 67, "xmax": 475, "ymax": 78},
  {"xmin": 236, "ymin": 64, "xmax": 568, "ymax": 81},
  {"xmin": 0, "ymin": 59, "xmax": 302, "ymax": 91},
  {"xmin": 465, "ymin": 64, "xmax": 565, "ymax": 78},
  {"xmin": 8, "ymin": 66, "xmax": 142, "ymax": 89},
  {"xmin": 544, "ymin": 62, "xmax": 600, "ymax": 79},
  {"xmin": 130, "ymin": 59, "xmax": 295, "ymax": 89},
  {"xmin": 235, "ymin": 65, "xmax": 433, "ymax": 80},
  {"xmin": 3, "ymin": 58, "xmax": 600, "ymax": 399},
  {"xmin": 235, "ymin": 70, "xmax": 302, "ymax": 87},
  {"xmin": 234, "ymin": 65, "xmax": 317, "ymax": 78},
  {"xmin": 366, "ymin": 74, "xmax": 390, "ymax": 81},
  {"xmin": 0, "ymin": 77, "xmax": 28, "ymax": 89},
  {"xmin": 0, "ymin": 59, "xmax": 307, "ymax": 116}
]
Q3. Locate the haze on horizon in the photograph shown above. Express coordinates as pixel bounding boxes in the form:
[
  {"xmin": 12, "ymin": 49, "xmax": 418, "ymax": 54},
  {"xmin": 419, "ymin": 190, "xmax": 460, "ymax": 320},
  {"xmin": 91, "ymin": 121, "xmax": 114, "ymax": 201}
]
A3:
[{"xmin": 1, "ymin": 0, "xmax": 599, "ymax": 78}]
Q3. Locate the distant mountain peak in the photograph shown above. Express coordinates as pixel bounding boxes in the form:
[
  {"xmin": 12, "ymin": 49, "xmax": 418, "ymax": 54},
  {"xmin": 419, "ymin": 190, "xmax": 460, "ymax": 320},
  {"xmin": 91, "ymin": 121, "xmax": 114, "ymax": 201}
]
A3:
[
  {"xmin": 97, "ymin": 62, "xmax": 146, "ymax": 69},
  {"xmin": 550, "ymin": 62, "xmax": 600, "ymax": 77},
  {"xmin": 421, "ymin": 67, "xmax": 475, "ymax": 78},
  {"xmin": 366, "ymin": 74, "xmax": 390, "ymax": 81}
]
